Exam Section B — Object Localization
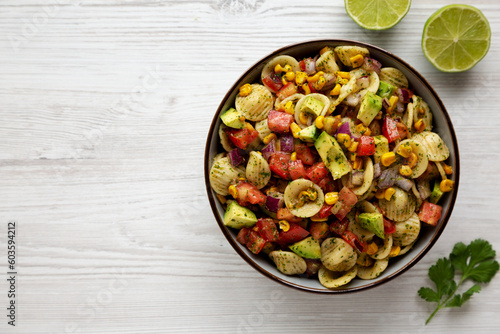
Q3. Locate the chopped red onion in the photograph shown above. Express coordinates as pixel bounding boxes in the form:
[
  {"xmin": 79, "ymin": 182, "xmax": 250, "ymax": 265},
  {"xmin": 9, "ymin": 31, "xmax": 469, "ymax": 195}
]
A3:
[
  {"xmin": 264, "ymin": 73, "xmax": 283, "ymax": 93},
  {"xmin": 280, "ymin": 134, "xmax": 294, "ymax": 153},
  {"xmin": 362, "ymin": 57, "xmax": 382, "ymax": 74},
  {"xmin": 304, "ymin": 58, "xmax": 316, "ymax": 75},
  {"xmin": 395, "ymin": 177, "xmax": 414, "ymax": 192},
  {"xmin": 397, "ymin": 88, "xmax": 413, "ymax": 103},
  {"xmin": 382, "ymin": 97, "xmax": 391, "ymax": 110},
  {"xmin": 266, "ymin": 193, "xmax": 284, "ymax": 212},
  {"xmin": 373, "ymin": 163, "xmax": 382, "ymax": 179},
  {"xmin": 228, "ymin": 148, "xmax": 246, "ymax": 167},
  {"xmin": 378, "ymin": 166, "xmax": 399, "ymax": 189},
  {"xmin": 261, "ymin": 139, "xmax": 276, "ymax": 160},
  {"xmin": 351, "ymin": 170, "xmax": 365, "ymax": 186},
  {"xmin": 336, "ymin": 122, "xmax": 351, "ymax": 136},
  {"xmin": 356, "ymin": 76, "xmax": 370, "ymax": 89},
  {"xmin": 345, "ymin": 93, "xmax": 361, "ymax": 106},
  {"xmin": 395, "ymin": 101, "xmax": 405, "ymax": 113}
]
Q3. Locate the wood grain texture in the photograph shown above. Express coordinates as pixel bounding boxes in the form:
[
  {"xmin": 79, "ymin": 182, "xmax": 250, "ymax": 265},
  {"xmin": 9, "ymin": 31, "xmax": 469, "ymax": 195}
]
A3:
[{"xmin": 0, "ymin": 0, "xmax": 499, "ymax": 333}]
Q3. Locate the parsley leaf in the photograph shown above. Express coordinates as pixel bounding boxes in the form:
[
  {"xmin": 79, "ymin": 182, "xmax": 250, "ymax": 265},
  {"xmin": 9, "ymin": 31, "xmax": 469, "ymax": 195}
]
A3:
[{"xmin": 419, "ymin": 239, "xmax": 499, "ymax": 324}]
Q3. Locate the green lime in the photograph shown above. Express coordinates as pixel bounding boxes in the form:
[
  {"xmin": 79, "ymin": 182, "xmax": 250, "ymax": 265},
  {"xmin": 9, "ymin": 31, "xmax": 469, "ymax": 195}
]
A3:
[
  {"xmin": 422, "ymin": 5, "xmax": 491, "ymax": 72},
  {"xmin": 345, "ymin": 0, "xmax": 411, "ymax": 30}
]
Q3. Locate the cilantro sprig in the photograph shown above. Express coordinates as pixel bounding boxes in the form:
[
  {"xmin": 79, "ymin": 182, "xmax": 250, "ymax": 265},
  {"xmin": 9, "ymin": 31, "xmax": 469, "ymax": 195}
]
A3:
[{"xmin": 418, "ymin": 239, "xmax": 499, "ymax": 324}]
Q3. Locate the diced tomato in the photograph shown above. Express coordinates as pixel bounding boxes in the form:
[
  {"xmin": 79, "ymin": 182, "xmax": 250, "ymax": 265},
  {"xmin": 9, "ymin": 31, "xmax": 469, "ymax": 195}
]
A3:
[
  {"xmin": 269, "ymin": 152, "xmax": 291, "ymax": 179},
  {"xmin": 288, "ymin": 159, "xmax": 307, "ymax": 180},
  {"xmin": 256, "ymin": 218, "xmax": 279, "ymax": 242},
  {"xmin": 418, "ymin": 201, "xmax": 442, "ymax": 226},
  {"xmin": 277, "ymin": 207, "xmax": 303, "ymax": 224},
  {"xmin": 316, "ymin": 203, "xmax": 334, "ymax": 219},
  {"xmin": 334, "ymin": 186, "xmax": 358, "ymax": 220},
  {"xmin": 295, "ymin": 143, "xmax": 317, "ymax": 165},
  {"xmin": 236, "ymin": 227, "xmax": 251, "ymax": 245},
  {"xmin": 305, "ymin": 162, "xmax": 329, "ymax": 183},
  {"xmin": 317, "ymin": 175, "xmax": 335, "ymax": 193},
  {"xmin": 341, "ymin": 231, "xmax": 367, "ymax": 253},
  {"xmin": 277, "ymin": 222, "xmax": 309, "ymax": 245},
  {"xmin": 276, "ymin": 82, "xmax": 298, "ymax": 101},
  {"xmin": 383, "ymin": 217, "xmax": 396, "ymax": 234},
  {"xmin": 262, "ymin": 73, "xmax": 283, "ymax": 93},
  {"xmin": 330, "ymin": 219, "xmax": 349, "ymax": 234},
  {"xmin": 382, "ymin": 117, "xmax": 399, "ymax": 143},
  {"xmin": 246, "ymin": 230, "xmax": 267, "ymax": 254},
  {"xmin": 356, "ymin": 136, "xmax": 376, "ymax": 156},
  {"xmin": 267, "ymin": 110, "xmax": 294, "ymax": 134},
  {"xmin": 226, "ymin": 127, "xmax": 259, "ymax": 150},
  {"xmin": 299, "ymin": 58, "xmax": 316, "ymax": 75},
  {"xmin": 310, "ymin": 221, "xmax": 329, "ymax": 240},
  {"xmin": 235, "ymin": 182, "xmax": 266, "ymax": 206},
  {"xmin": 396, "ymin": 121, "xmax": 408, "ymax": 140}
]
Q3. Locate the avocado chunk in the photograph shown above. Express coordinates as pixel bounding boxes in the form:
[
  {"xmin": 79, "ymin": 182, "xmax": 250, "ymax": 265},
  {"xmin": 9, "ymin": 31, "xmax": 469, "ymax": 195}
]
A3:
[
  {"xmin": 314, "ymin": 131, "xmax": 351, "ymax": 180},
  {"xmin": 357, "ymin": 91, "xmax": 383, "ymax": 127},
  {"xmin": 220, "ymin": 108, "xmax": 245, "ymax": 129},
  {"xmin": 430, "ymin": 181, "xmax": 444, "ymax": 204},
  {"xmin": 300, "ymin": 96, "xmax": 325, "ymax": 117},
  {"xmin": 358, "ymin": 212, "xmax": 385, "ymax": 239},
  {"xmin": 377, "ymin": 81, "xmax": 396, "ymax": 99},
  {"xmin": 224, "ymin": 201, "xmax": 257, "ymax": 229},
  {"xmin": 289, "ymin": 236, "xmax": 321, "ymax": 259},
  {"xmin": 373, "ymin": 135, "xmax": 389, "ymax": 164},
  {"xmin": 297, "ymin": 124, "xmax": 319, "ymax": 142}
]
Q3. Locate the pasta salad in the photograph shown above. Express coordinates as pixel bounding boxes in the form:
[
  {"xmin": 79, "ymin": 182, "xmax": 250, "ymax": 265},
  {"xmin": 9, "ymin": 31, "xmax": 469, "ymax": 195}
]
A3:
[{"xmin": 209, "ymin": 45, "xmax": 454, "ymax": 289}]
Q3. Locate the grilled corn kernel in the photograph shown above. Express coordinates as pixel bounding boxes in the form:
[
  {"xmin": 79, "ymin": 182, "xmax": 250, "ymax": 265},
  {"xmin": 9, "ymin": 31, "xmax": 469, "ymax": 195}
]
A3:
[
  {"xmin": 216, "ymin": 194, "xmax": 227, "ymax": 204},
  {"xmin": 238, "ymin": 177, "xmax": 246, "ymax": 181},
  {"xmin": 337, "ymin": 133, "xmax": 351, "ymax": 148},
  {"xmin": 239, "ymin": 115, "xmax": 246, "ymax": 123},
  {"xmin": 440, "ymin": 179, "xmax": 454, "ymax": 192},
  {"xmin": 239, "ymin": 83, "xmax": 252, "ymax": 97},
  {"xmin": 310, "ymin": 216, "xmax": 328, "ymax": 222},
  {"xmin": 375, "ymin": 189, "xmax": 385, "ymax": 200},
  {"xmin": 290, "ymin": 152, "xmax": 297, "ymax": 161},
  {"xmin": 356, "ymin": 123, "xmax": 371, "ymax": 136},
  {"xmin": 307, "ymin": 71, "xmax": 324, "ymax": 83},
  {"xmin": 366, "ymin": 242, "xmax": 379, "ymax": 255},
  {"xmin": 284, "ymin": 101, "xmax": 295, "ymax": 115},
  {"xmin": 389, "ymin": 245, "xmax": 401, "ymax": 257},
  {"xmin": 319, "ymin": 46, "xmax": 331, "ymax": 55},
  {"xmin": 381, "ymin": 152, "xmax": 397, "ymax": 167},
  {"xmin": 399, "ymin": 165, "xmax": 413, "ymax": 177},
  {"xmin": 281, "ymin": 76, "xmax": 289, "ymax": 86},
  {"xmin": 375, "ymin": 110, "xmax": 383, "ymax": 120},
  {"xmin": 299, "ymin": 111, "xmax": 309, "ymax": 124},
  {"xmin": 414, "ymin": 119, "xmax": 426, "ymax": 132},
  {"xmin": 384, "ymin": 187, "xmax": 396, "ymax": 201},
  {"xmin": 315, "ymin": 116, "xmax": 325, "ymax": 129},
  {"xmin": 290, "ymin": 122, "xmax": 301, "ymax": 138},
  {"xmin": 313, "ymin": 76, "xmax": 326, "ymax": 90},
  {"xmin": 246, "ymin": 122, "xmax": 255, "ymax": 132},
  {"xmin": 263, "ymin": 133, "xmax": 277, "ymax": 145},
  {"xmin": 348, "ymin": 141, "xmax": 359, "ymax": 153},
  {"xmin": 295, "ymin": 71, "xmax": 307, "ymax": 85},
  {"xmin": 443, "ymin": 163, "xmax": 453, "ymax": 175},
  {"xmin": 279, "ymin": 220, "xmax": 290, "ymax": 232},
  {"xmin": 396, "ymin": 142, "xmax": 412, "ymax": 158},
  {"xmin": 274, "ymin": 64, "xmax": 291, "ymax": 74},
  {"xmin": 284, "ymin": 71, "xmax": 295, "ymax": 81},
  {"xmin": 302, "ymin": 83, "xmax": 311, "ymax": 95},
  {"xmin": 408, "ymin": 152, "xmax": 418, "ymax": 168},
  {"xmin": 325, "ymin": 192, "xmax": 339, "ymax": 205},
  {"xmin": 386, "ymin": 95, "xmax": 399, "ymax": 113},
  {"xmin": 340, "ymin": 78, "xmax": 349, "ymax": 85},
  {"xmin": 335, "ymin": 71, "xmax": 351, "ymax": 79},
  {"xmin": 228, "ymin": 185, "xmax": 238, "ymax": 199},
  {"xmin": 266, "ymin": 186, "xmax": 278, "ymax": 195},
  {"xmin": 353, "ymin": 157, "xmax": 363, "ymax": 169},
  {"xmin": 330, "ymin": 83, "xmax": 341, "ymax": 96},
  {"xmin": 350, "ymin": 54, "xmax": 364, "ymax": 68}
]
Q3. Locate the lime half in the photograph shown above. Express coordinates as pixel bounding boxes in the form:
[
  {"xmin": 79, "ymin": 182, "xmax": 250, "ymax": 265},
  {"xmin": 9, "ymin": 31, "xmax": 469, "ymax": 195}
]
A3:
[
  {"xmin": 345, "ymin": 0, "xmax": 411, "ymax": 30},
  {"xmin": 422, "ymin": 5, "xmax": 491, "ymax": 72}
]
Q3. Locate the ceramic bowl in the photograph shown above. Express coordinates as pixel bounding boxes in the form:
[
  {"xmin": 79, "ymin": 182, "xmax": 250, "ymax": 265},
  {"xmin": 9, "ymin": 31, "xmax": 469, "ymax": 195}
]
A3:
[{"xmin": 204, "ymin": 40, "xmax": 459, "ymax": 293}]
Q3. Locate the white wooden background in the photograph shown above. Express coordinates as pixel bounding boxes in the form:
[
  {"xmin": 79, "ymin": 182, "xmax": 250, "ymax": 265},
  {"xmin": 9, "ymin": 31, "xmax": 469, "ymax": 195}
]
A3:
[{"xmin": 0, "ymin": 0, "xmax": 499, "ymax": 333}]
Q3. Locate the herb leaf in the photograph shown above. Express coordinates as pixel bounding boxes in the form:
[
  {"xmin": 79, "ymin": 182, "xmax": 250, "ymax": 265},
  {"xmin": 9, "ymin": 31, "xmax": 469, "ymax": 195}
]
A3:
[{"xmin": 419, "ymin": 239, "xmax": 499, "ymax": 324}]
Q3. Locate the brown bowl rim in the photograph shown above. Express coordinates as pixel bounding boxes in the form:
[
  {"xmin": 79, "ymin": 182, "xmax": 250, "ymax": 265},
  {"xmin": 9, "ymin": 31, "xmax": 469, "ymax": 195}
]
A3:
[{"xmin": 204, "ymin": 39, "xmax": 460, "ymax": 293}]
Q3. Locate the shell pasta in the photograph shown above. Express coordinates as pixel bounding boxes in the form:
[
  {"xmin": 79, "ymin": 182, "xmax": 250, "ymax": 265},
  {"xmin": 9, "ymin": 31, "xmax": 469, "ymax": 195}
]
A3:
[{"xmin": 210, "ymin": 45, "xmax": 454, "ymax": 289}]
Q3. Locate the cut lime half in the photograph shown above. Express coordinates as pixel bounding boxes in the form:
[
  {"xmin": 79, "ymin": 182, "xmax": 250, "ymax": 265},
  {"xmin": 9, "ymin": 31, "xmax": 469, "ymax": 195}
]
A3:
[
  {"xmin": 345, "ymin": 0, "xmax": 411, "ymax": 30},
  {"xmin": 422, "ymin": 5, "xmax": 491, "ymax": 72}
]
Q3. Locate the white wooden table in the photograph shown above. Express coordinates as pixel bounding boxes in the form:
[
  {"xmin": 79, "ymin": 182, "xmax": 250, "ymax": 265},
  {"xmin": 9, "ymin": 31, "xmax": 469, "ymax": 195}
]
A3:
[{"xmin": 1, "ymin": 0, "xmax": 499, "ymax": 333}]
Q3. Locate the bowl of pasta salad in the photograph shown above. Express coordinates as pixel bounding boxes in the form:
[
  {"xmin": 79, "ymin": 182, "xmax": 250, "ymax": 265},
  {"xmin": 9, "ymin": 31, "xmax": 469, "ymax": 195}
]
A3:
[{"xmin": 205, "ymin": 40, "xmax": 459, "ymax": 293}]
